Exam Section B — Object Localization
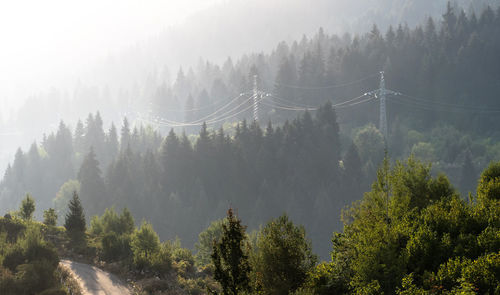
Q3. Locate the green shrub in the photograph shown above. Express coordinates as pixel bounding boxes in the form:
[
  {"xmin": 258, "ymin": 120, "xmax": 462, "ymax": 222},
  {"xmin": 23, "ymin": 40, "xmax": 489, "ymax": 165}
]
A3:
[
  {"xmin": 101, "ymin": 232, "xmax": 132, "ymax": 262},
  {"xmin": 131, "ymin": 221, "xmax": 160, "ymax": 270},
  {"xmin": 0, "ymin": 218, "xmax": 26, "ymax": 243},
  {"xmin": 152, "ymin": 243, "xmax": 172, "ymax": 275},
  {"xmin": 2, "ymin": 246, "xmax": 24, "ymax": 272}
]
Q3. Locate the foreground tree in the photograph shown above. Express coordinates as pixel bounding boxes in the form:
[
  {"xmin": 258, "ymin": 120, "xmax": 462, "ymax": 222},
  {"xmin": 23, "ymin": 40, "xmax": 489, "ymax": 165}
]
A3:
[
  {"xmin": 211, "ymin": 208, "xmax": 251, "ymax": 295},
  {"xmin": 19, "ymin": 194, "xmax": 35, "ymax": 221},
  {"xmin": 131, "ymin": 221, "xmax": 160, "ymax": 269},
  {"xmin": 303, "ymin": 157, "xmax": 500, "ymax": 294},
  {"xmin": 64, "ymin": 191, "xmax": 86, "ymax": 238},
  {"xmin": 0, "ymin": 226, "xmax": 61, "ymax": 294},
  {"xmin": 253, "ymin": 214, "xmax": 317, "ymax": 295},
  {"xmin": 195, "ymin": 218, "xmax": 226, "ymax": 267},
  {"xmin": 43, "ymin": 208, "xmax": 57, "ymax": 226}
]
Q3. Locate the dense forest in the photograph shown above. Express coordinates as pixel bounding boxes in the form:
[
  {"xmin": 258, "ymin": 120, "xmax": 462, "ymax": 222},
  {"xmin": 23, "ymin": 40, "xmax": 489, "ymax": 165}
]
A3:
[
  {"xmin": 0, "ymin": 104, "xmax": 352, "ymax": 258},
  {"xmin": 2, "ymin": 1, "xmax": 500, "ymax": 295},
  {"xmin": 2, "ymin": 5, "xmax": 500, "ymax": 259},
  {"xmin": 5, "ymin": 3, "xmax": 500, "ymax": 134},
  {"xmin": 1, "ymin": 157, "xmax": 498, "ymax": 294}
]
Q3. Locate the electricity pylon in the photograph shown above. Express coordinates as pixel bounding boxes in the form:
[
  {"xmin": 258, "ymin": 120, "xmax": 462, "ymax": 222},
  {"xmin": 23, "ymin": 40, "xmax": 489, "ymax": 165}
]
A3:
[{"xmin": 253, "ymin": 75, "xmax": 259, "ymax": 122}]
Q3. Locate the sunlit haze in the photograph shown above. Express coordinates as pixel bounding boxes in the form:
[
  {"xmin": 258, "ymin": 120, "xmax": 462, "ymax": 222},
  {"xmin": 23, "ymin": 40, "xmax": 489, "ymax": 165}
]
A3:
[
  {"xmin": 0, "ymin": 1, "xmax": 499, "ymax": 290},
  {"xmin": 0, "ymin": 0, "xmax": 221, "ymax": 117}
]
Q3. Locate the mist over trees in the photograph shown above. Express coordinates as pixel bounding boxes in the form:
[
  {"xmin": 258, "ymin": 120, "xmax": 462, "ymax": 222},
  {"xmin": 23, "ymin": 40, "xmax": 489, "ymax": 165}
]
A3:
[
  {"xmin": 2, "ymin": 5, "xmax": 500, "ymax": 259},
  {"xmin": 0, "ymin": 103, "xmax": 352, "ymax": 258},
  {"xmin": 2, "ymin": 2, "xmax": 500, "ymax": 162},
  {"xmin": 1, "ymin": 1, "xmax": 500, "ymax": 294}
]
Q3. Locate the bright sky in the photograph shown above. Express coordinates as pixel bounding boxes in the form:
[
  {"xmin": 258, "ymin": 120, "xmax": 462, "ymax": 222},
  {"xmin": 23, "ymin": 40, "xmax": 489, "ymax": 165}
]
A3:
[{"xmin": 0, "ymin": 0, "xmax": 222, "ymax": 118}]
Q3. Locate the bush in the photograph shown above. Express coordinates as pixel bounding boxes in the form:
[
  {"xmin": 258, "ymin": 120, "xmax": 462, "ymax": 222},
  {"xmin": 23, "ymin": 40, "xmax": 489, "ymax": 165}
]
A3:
[
  {"xmin": 43, "ymin": 209, "xmax": 58, "ymax": 227},
  {"xmin": 101, "ymin": 232, "xmax": 132, "ymax": 262},
  {"xmin": 19, "ymin": 194, "xmax": 35, "ymax": 221},
  {"xmin": 131, "ymin": 221, "xmax": 160, "ymax": 270},
  {"xmin": 173, "ymin": 247, "xmax": 194, "ymax": 265},
  {"xmin": 152, "ymin": 243, "xmax": 173, "ymax": 275},
  {"xmin": 0, "ymin": 217, "xmax": 26, "ymax": 243},
  {"xmin": 15, "ymin": 260, "xmax": 58, "ymax": 293},
  {"xmin": 0, "ymin": 223, "xmax": 63, "ymax": 294},
  {"xmin": 2, "ymin": 246, "xmax": 25, "ymax": 272},
  {"xmin": 0, "ymin": 266, "xmax": 18, "ymax": 294}
]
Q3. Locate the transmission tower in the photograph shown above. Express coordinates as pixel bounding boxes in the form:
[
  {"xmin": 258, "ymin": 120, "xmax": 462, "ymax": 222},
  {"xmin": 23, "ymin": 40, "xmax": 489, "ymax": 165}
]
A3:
[
  {"xmin": 253, "ymin": 75, "xmax": 259, "ymax": 121},
  {"xmin": 366, "ymin": 71, "xmax": 399, "ymax": 142},
  {"xmin": 379, "ymin": 71, "xmax": 388, "ymax": 140}
]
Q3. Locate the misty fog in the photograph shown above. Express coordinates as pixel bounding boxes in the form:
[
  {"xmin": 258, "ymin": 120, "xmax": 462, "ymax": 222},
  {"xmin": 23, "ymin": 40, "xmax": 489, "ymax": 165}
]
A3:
[
  {"xmin": 1, "ymin": 1, "xmax": 500, "ymax": 293},
  {"xmin": 1, "ymin": 0, "xmax": 500, "ymax": 263}
]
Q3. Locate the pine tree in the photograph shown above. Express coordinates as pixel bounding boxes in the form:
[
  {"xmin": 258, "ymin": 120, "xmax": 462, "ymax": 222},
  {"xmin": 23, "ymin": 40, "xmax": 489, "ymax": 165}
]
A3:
[
  {"xmin": 74, "ymin": 119, "xmax": 85, "ymax": 155},
  {"xmin": 43, "ymin": 208, "xmax": 58, "ymax": 227},
  {"xmin": 19, "ymin": 194, "xmax": 35, "ymax": 220},
  {"xmin": 107, "ymin": 123, "xmax": 119, "ymax": 164},
  {"xmin": 64, "ymin": 191, "xmax": 86, "ymax": 235},
  {"xmin": 254, "ymin": 214, "xmax": 317, "ymax": 295},
  {"xmin": 78, "ymin": 147, "xmax": 107, "ymax": 217},
  {"xmin": 53, "ymin": 121, "xmax": 74, "ymax": 185},
  {"xmin": 344, "ymin": 143, "xmax": 365, "ymax": 199},
  {"xmin": 120, "ymin": 118, "xmax": 131, "ymax": 151},
  {"xmin": 211, "ymin": 208, "xmax": 251, "ymax": 295}
]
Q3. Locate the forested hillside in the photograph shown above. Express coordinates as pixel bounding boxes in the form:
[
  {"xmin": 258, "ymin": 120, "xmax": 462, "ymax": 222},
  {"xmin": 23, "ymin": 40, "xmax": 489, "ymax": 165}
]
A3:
[
  {"xmin": 1, "ymin": 104, "xmax": 355, "ymax": 258},
  {"xmin": 2, "ymin": 5, "xmax": 500, "ymax": 259},
  {"xmin": 2, "ymin": 156, "xmax": 498, "ymax": 294}
]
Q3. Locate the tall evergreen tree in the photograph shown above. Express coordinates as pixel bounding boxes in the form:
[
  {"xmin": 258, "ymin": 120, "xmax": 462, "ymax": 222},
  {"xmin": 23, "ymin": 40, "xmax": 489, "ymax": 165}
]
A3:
[
  {"xmin": 19, "ymin": 194, "xmax": 35, "ymax": 220},
  {"xmin": 254, "ymin": 214, "xmax": 317, "ymax": 295},
  {"xmin": 64, "ymin": 191, "xmax": 86, "ymax": 235},
  {"xmin": 43, "ymin": 208, "xmax": 58, "ymax": 227},
  {"xmin": 120, "ymin": 118, "xmax": 131, "ymax": 151},
  {"xmin": 74, "ymin": 119, "xmax": 85, "ymax": 155},
  {"xmin": 78, "ymin": 147, "xmax": 107, "ymax": 217},
  {"xmin": 107, "ymin": 123, "xmax": 119, "ymax": 165},
  {"xmin": 212, "ymin": 208, "xmax": 251, "ymax": 295}
]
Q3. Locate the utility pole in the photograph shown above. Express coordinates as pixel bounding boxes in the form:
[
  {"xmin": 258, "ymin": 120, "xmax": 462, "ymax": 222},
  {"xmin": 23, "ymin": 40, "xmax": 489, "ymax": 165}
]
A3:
[
  {"xmin": 253, "ymin": 75, "xmax": 259, "ymax": 122},
  {"xmin": 379, "ymin": 71, "xmax": 388, "ymax": 141}
]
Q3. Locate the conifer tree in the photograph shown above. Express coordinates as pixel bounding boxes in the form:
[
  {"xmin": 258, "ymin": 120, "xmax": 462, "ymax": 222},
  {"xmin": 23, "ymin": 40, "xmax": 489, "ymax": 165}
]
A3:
[
  {"xmin": 211, "ymin": 208, "xmax": 251, "ymax": 295},
  {"xmin": 254, "ymin": 214, "xmax": 317, "ymax": 295},
  {"xmin": 78, "ymin": 147, "xmax": 107, "ymax": 217},
  {"xmin": 120, "ymin": 118, "xmax": 131, "ymax": 151},
  {"xmin": 74, "ymin": 119, "xmax": 85, "ymax": 155},
  {"xmin": 107, "ymin": 123, "xmax": 119, "ymax": 164},
  {"xmin": 19, "ymin": 194, "xmax": 35, "ymax": 220},
  {"xmin": 64, "ymin": 191, "xmax": 86, "ymax": 235},
  {"xmin": 43, "ymin": 208, "xmax": 57, "ymax": 226}
]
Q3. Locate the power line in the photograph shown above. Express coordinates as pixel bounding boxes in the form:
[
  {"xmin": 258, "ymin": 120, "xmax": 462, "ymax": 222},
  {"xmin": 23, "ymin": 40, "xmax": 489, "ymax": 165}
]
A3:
[
  {"xmin": 388, "ymin": 96, "xmax": 500, "ymax": 114},
  {"xmin": 336, "ymin": 95, "xmax": 375, "ymax": 109},
  {"xmin": 149, "ymin": 93, "xmax": 254, "ymax": 126},
  {"xmin": 185, "ymin": 93, "xmax": 252, "ymax": 123},
  {"xmin": 395, "ymin": 92, "xmax": 500, "ymax": 111},
  {"xmin": 332, "ymin": 93, "xmax": 371, "ymax": 108},
  {"xmin": 142, "ymin": 95, "xmax": 264, "ymax": 127},
  {"xmin": 260, "ymin": 100, "xmax": 318, "ymax": 111},
  {"xmin": 262, "ymin": 93, "xmax": 375, "ymax": 112},
  {"xmin": 155, "ymin": 92, "xmax": 251, "ymax": 113},
  {"xmin": 268, "ymin": 95, "xmax": 316, "ymax": 108},
  {"xmin": 272, "ymin": 72, "xmax": 379, "ymax": 90}
]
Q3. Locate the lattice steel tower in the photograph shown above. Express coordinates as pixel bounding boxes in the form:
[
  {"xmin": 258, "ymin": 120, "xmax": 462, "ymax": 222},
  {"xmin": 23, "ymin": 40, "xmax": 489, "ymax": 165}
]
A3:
[
  {"xmin": 253, "ymin": 75, "xmax": 259, "ymax": 122},
  {"xmin": 379, "ymin": 71, "xmax": 388, "ymax": 140}
]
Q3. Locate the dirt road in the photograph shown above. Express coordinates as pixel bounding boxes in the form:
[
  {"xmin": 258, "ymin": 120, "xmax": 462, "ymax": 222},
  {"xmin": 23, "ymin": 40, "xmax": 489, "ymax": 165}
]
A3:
[{"xmin": 60, "ymin": 260, "xmax": 131, "ymax": 295}]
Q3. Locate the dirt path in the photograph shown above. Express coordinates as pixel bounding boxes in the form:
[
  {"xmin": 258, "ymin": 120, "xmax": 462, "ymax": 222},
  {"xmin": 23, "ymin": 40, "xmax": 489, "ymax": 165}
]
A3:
[{"xmin": 60, "ymin": 260, "xmax": 131, "ymax": 295}]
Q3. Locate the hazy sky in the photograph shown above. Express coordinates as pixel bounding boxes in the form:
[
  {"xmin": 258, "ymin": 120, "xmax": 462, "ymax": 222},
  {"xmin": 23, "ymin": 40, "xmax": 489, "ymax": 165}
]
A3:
[{"xmin": 0, "ymin": 0, "xmax": 222, "ymax": 118}]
